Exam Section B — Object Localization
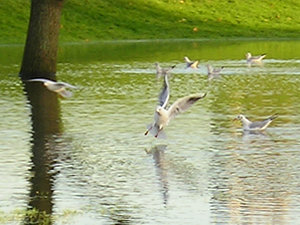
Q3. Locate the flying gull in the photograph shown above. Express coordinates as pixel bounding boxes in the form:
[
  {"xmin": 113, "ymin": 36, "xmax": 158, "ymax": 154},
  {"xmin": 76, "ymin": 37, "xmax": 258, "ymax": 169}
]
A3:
[
  {"xmin": 27, "ymin": 78, "xmax": 76, "ymax": 98},
  {"xmin": 184, "ymin": 56, "xmax": 199, "ymax": 69},
  {"xmin": 145, "ymin": 74, "xmax": 207, "ymax": 138}
]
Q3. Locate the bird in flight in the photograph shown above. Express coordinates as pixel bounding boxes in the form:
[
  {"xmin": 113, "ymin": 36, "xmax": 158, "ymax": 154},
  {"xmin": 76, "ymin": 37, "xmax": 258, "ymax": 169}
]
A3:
[
  {"xmin": 27, "ymin": 78, "xmax": 77, "ymax": 98},
  {"xmin": 145, "ymin": 74, "xmax": 207, "ymax": 138},
  {"xmin": 184, "ymin": 56, "xmax": 199, "ymax": 69}
]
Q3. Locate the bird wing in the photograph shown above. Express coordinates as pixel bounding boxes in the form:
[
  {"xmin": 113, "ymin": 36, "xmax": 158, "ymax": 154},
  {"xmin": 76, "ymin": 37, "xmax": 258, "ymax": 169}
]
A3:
[
  {"xmin": 57, "ymin": 81, "xmax": 77, "ymax": 89},
  {"xmin": 249, "ymin": 115, "xmax": 276, "ymax": 130},
  {"xmin": 249, "ymin": 120, "xmax": 270, "ymax": 130},
  {"xmin": 190, "ymin": 60, "xmax": 199, "ymax": 69},
  {"xmin": 184, "ymin": 57, "xmax": 191, "ymax": 63},
  {"xmin": 167, "ymin": 93, "xmax": 207, "ymax": 121},
  {"xmin": 252, "ymin": 54, "xmax": 266, "ymax": 61},
  {"xmin": 58, "ymin": 89, "xmax": 73, "ymax": 98},
  {"xmin": 27, "ymin": 78, "xmax": 54, "ymax": 84},
  {"xmin": 158, "ymin": 75, "xmax": 170, "ymax": 108},
  {"xmin": 258, "ymin": 54, "xmax": 267, "ymax": 60}
]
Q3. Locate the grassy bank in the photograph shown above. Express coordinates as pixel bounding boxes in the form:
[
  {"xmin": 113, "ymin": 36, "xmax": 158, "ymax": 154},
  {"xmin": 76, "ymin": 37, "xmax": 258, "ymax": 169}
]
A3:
[{"xmin": 1, "ymin": 0, "xmax": 300, "ymax": 44}]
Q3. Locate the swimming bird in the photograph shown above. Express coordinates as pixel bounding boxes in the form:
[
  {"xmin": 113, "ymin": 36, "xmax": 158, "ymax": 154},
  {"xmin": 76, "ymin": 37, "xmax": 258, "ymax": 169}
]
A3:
[
  {"xmin": 246, "ymin": 52, "xmax": 266, "ymax": 64},
  {"xmin": 207, "ymin": 64, "xmax": 224, "ymax": 80},
  {"xmin": 145, "ymin": 74, "xmax": 207, "ymax": 138},
  {"xmin": 155, "ymin": 63, "xmax": 176, "ymax": 79},
  {"xmin": 234, "ymin": 114, "xmax": 278, "ymax": 131},
  {"xmin": 184, "ymin": 56, "xmax": 199, "ymax": 69},
  {"xmin": 27, "ymin": 78, "xmax": 76, "ymax": 98}
]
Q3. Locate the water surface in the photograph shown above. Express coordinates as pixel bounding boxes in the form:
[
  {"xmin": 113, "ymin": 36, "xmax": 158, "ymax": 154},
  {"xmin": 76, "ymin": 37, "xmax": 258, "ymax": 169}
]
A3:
[{"xmin": 0, "ymin": 39, "xmax": 300, "ymax": 224}]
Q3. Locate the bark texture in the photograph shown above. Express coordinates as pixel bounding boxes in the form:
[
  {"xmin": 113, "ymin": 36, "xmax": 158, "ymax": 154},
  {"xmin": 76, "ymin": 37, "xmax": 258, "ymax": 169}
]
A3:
[{"xmin": 20, "ymin": 0, "xmax": 64, "ymax": 79}]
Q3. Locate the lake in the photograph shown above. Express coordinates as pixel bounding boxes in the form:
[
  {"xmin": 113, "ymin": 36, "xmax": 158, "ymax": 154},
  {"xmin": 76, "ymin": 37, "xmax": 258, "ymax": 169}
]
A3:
[{"xmin": 0, "ymin": 39, "xmax": 300, "ymax": 224}]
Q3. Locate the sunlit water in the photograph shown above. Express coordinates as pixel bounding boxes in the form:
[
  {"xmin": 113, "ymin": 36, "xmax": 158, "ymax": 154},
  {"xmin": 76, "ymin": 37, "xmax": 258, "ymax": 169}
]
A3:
[{"xmin": 0, "ymin": 39, "xmax": 300, "ymax": 224}]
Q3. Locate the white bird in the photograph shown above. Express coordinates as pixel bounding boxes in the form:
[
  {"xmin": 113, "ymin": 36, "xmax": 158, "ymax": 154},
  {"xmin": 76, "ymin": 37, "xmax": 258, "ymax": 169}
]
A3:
[
  {"xmin": 234, "ymin": 114, "xmax": 278, "ymax": 131},
  {"xmin": 27, "ymin": 78, "xmax": 76, "ymax": 98},
  {"xmin": 184, "ymin": 56, "xmax": 199, "ymax": 69},
  {"xmin": 246, "ymin": 52, "xmax": 266, "ymax": 64},
  {"xmin": 155, "ymin": 63, "xmax": 176, "ymax": 79},
  {"xmin": 207, "ymin": 64, "xmax": 224, "ymax": 80},
  {"xmin": 145, "ymin": 74, "xmax": 207, "ymax": 138}
]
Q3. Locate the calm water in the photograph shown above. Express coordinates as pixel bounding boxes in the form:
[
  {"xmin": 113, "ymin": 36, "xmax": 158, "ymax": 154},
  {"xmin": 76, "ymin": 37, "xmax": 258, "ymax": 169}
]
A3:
[{"xmin": 0, "ymin": 39, "xmax": 300, "ymax": 224}]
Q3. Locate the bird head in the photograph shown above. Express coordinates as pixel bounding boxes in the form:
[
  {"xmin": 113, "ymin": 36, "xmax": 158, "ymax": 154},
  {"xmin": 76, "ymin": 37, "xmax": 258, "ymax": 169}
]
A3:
[
  {"xmin": 234, "ymin": 114, "xmax": 245, "ymax": 121},
  {"xmin": 155, "ymin": 106, "xmax": 164, "ymax": 115},
  {"xmin": 246, "ymin": 52, "xmax": 251, "ymax": 59}
]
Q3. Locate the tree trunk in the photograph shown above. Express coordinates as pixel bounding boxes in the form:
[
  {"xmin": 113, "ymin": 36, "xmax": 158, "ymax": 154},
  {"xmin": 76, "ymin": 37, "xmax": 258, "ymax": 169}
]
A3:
[{"xmin": 20, "ymin": 0, "xmax": 64, "ymax": 80}]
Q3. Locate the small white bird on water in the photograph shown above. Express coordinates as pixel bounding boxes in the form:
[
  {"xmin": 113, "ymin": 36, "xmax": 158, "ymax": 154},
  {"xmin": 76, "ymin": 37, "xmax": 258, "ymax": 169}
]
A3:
[
  {"xmin": 206, "ymin": 64, "xmax": 224, "ymax": 80},
  {"xmin": 184, "ymin": 56, "xmax": 199, "ymax": 69},
  {"xmin": 145, "ymin": 74, "xmax": 207, "ymax": 138},
  {"xmin": 234, "ymin": 114, "xmax": 278, "ymax": 131},
  {"xmin": 155, "ymin": 63, "xmax": 176, "ymax": 79},
  {"xmin": 246, "ymin": 52, "xmax": 266, "ymax": 64},
  {"xmin": 27, "ymin": 78, "xmax": 76, "ymax": 98}
]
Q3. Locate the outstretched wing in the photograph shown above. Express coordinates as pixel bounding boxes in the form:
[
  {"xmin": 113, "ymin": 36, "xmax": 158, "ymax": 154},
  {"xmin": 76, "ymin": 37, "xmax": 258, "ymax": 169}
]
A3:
[
  {"xmin": 58, "ymin": 89, "xmax": 73, "ymax": 98},
  {"xmin": 27, "ymin": 78, "xmax": 53, "ymax": 84},
  {"xmin": 167, "ymin": 93, "xmax": 207, "ymax": 121},
  {"xmin": 189, "ymin": 61, "xmax": 199, "ymax": 69},
  {"xmin": 184, "ymin": 56, "xmax": 191, "ymax": 63},
  {"xmin": 158, "ymin": 75, "xmax": 170, "ymax": 108},
  {"xmin": 57, "ymin": 81, "xmax": 77, "ymax": 89}
]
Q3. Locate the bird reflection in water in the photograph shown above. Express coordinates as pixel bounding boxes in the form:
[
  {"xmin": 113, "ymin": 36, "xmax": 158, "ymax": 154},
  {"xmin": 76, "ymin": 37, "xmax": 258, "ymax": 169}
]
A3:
[{"xmin": 146, "ymin": 145, "xmax": 169, "ymax": 206}]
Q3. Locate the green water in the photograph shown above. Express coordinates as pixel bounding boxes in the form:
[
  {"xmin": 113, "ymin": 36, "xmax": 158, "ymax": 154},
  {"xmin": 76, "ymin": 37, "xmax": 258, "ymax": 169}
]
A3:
[{"xmin": 0, "ymin": 39, "xmax": 299, "ymax": 224}]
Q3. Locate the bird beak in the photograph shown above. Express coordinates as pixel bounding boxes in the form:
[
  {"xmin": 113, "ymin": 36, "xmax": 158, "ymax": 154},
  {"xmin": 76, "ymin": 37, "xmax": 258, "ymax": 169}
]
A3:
[{"xmin": 233, "ymin": 117, "xmax": 238, "ymax": 121}]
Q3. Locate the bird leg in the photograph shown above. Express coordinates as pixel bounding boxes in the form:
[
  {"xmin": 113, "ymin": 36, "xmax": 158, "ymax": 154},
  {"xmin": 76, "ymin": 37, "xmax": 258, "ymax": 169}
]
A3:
[
  {"xmin": 145, "ymin": 126, "xmax": 152, "ymax": 135},
  {"xmin": 155, "ymin": 129, "xmax": 161, "ymax": 138}
]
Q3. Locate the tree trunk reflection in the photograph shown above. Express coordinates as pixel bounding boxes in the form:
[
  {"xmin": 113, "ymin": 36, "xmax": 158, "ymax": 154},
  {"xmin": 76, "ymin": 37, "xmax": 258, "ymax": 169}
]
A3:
[{"xmin": 23, "ymin": 81, "xmax": 62, "ymax": 225}]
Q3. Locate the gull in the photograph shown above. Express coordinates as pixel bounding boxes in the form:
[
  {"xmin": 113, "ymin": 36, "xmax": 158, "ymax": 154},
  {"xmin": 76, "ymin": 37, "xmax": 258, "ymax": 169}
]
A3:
[
  {"xmin": 145, "ymin": 74, "xmax": 207, "ymax": 138},
  {"xmin": 246, "ymin": 52, "xmax": 266, "ymax": 64},
  {"xmin": 207, "ymin": 64, "xmax": 224, "ymax": 80},
  {"xmin": 27, "ymin": 78, "xmax": 76, "ymax": 98},
  {"xmin": 155, "ymin": 63, "xmax": 176, "ymax": 79},
  {"xmin": 234, "ymin": 114, "xmax": 278, "ymax": 131},
  {"xmin": 184, "ymin": 56, "xmax": 199, "ymax": 69}
]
